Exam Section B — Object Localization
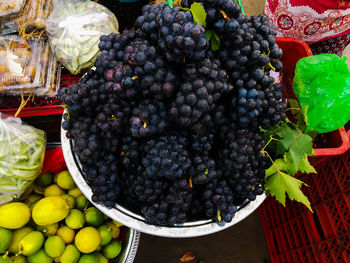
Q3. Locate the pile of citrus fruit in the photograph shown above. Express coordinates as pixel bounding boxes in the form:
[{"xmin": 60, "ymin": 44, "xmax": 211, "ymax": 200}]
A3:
[{"xmin": 0, "ymin": 170, "xmax": 124, "ymax": 263}]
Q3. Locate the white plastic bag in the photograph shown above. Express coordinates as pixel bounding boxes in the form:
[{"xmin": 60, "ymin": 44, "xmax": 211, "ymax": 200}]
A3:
[
  {"xmin": 0, "ymin": 114, "xmax": 46, "ymax": 204},
  {"xmin": 46, "ymin": 0, "xmax": 119, "ymax": 74}
]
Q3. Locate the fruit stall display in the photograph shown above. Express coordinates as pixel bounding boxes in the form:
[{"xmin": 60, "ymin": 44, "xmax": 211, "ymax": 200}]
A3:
[{"xmin": 0, "ymin": 0, "xmax": 349, "ymax": 261}]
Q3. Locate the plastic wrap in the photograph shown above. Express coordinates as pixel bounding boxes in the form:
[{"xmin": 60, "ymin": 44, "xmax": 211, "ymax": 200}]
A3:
[
  {"xmin": 0, "ymin": 36, "xmax": 61, "ymax": 96},
  {"xmin": 0, "ymin": 113, "xmax": 46, "ymax": 205},
  {"xmin": 0, "ymin": 0, "xmax": 53, "ymax": 34},
  {"xmin": 0, "ymin": 35, "xmax": 44, "ymax": 93},
  {"xmin": 293, "ymin": 54, "xmax": 350, "ymax": 133},
  {"xmin": 46, "ymin": 0, "xmax": 119, "ymax": 74},
  {"xmin": 0, "ymin": 0, "xmax": 27, "ymax": 19}
]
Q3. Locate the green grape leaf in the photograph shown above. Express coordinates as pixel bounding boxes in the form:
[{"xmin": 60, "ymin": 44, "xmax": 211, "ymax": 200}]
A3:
[
  {"xmin": 265, "ymin": 170, "xmax": 312, "ymax": 212},
  {"xmin": 288, "ymin": 98, "xmax": 300, "ymax": 115},
  {"xmin": 205, "ymin": 30, "xmax": 220, "ymax": 51},
  {"xmin": 188, "ymin": 2, "xmax": 206, "ymax": 27},
  {"xmin": 205, "ymin": 30, "xmax": 213, "ymax": 40},
  {"xmin": 297, "ymin": 156, "xmax": 317, "ymax": 174}
]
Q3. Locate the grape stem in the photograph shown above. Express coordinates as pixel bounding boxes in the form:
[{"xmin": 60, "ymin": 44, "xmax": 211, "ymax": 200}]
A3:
[
  {"xmin": 189, "ymin": 176, "xmax": 193, "ymax": 188},
  {"xmin": 219, "ymin": 10, "xmax": 230, "ymax": 21},
  {"xmin": 261, "ymin": 136, "xmax": 282, "ymax": 175},
  {"xmin": 217, "ymin": 208, "xmax": 221, "ymax": 222}
]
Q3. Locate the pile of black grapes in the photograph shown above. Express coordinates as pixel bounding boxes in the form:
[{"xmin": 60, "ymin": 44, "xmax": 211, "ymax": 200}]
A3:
[{"xmin": 58, "ymin": 0, "xmax": 287, "ymax": 226}]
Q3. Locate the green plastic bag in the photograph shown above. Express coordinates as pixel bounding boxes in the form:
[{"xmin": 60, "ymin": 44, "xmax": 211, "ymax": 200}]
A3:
[{"xmin": 293, "ymin": 54, "xmax": 350, "ymax": 133}]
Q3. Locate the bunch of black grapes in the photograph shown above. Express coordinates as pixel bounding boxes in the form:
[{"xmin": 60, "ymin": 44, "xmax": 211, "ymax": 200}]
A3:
[{"xmin": 59, "ymin": 0, "xmax": 287, "ymax": 226}]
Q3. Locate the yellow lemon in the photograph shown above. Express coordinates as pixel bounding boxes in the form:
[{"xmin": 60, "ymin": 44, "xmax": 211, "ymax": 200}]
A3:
[
  {"xmin": 8, "ymin": 226, "xmax": 34, "ymax": 254},
  {"xmin": 57, "ymin": 226, "xmax": 75, "ymax": 244},
  {"xmin": 32, "ymin": 196, "xmax": 69, "ymax": 226},
  {"xmin": 57, "ymin": 171, "xmax": 76, "ymax": 190},
  {"xmin": 44, "ymin": 184, "xmax": 65, "ymax": 197},
  {"xmin": 75, "ymin": 227, "xmax": 101, "ymax": 253},
  {"xmin": 0, "ymin": 202, "xmax": 31, "ymax": 229}
]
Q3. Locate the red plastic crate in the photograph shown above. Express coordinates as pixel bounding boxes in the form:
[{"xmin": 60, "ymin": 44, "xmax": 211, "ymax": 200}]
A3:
[
  {"xmin": 0, "ymin": 70, "xmax": 80, "ymax": 117},
  {"xmin": 276, "ymin": 37, "xmax": 350, "ymax": 158},
  {"xmin": 259, "ymin": 151, "xmax": 350, "ymax": 263}
]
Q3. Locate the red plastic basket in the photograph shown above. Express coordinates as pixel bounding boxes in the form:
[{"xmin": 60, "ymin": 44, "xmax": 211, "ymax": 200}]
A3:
[
  {"xmin": 276, "ymin": 37, "xmax": 349, "ymax": 158},
  {"xmin": 259, "ymin": 151, "xmax": 350, "ymax": 263},
  {"xmin": 0, "ymin": 70, "xmax": 80, "ymax": 117}
]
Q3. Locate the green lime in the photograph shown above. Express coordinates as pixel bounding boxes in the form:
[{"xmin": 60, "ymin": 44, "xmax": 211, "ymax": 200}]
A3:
[
  {"xmin": 35, "ymin": 172, "xmax": 54, "ymax": 187},
  {"xmin": 29, "ymin": 199, "xmax": 40, "ymax": 211},
  {"xmin": 44, "ymin": 235, "xmax": 65, "ymax": 258},
  {"xmin": 57, "ymin": 226, "xmax": 75, "ymax": 244},
  {"xmin": 102, "ymin": 240, "xmax": 122, "ymax": 259},
  {"xmin": 0, "ymin": 227, "xmax": 13, "ymax": 253},
  {"xmin": 18, "ymin": 231, "xmax": 44, "ymax": 256},
  {"xmin": 78, "ymin": 254, "xmax": 98, "ymax": 263},
  {"xmin": 84, "ymin": 207, "xmax": 104, "ymax": 227},
  {"xmin": 68, "ymin": 188, "xmax": 82, "ymax": 198},
  {"xmin": 65, "ymin": 209, "xmax": 85, "ymax": 229},
  {"xmin": 97, "ymin": 225, "xmax": 112, "ymax": 246},
  {"xmin": 10, "ymin": 255, "xmax": 27, "ymax": 263},
  {"xmin": 62, "ymin": 194, "xmax": 76, "ymax": 209},
  {"xmin": 44, "ymin": 184, "xmax": 65, "ymax": 197},
  {"xmin": 95, "ymin": 253, "xmax": 108, "ymax": 263},
  {"xmin": 75, "ymin": 195, "xmax": 88, "ymax": 211},
  {"xmin": 8, "ymin": 226, "xmax": 33, "ymax": 254},
  {"xmin": 36, "ymin": 223, "xmax": 59, "ymax": 237},
  {"xmin": 0, "ymin": 256, "xmax": 11, "ymax": 263},
  {"xmin": 57, "ymin": 171, "xmax": 76, "ymax": 190},
  {"xmin": 75, "ymin": 227, "xmax": 101, "ymax": 253},
  {"xmin": 27, "ymin": 248, "xmax": 52, "ymax": 263},
  {"xmin": 60, "ymin": 244, "xmax": 80, "ymax": 263}
]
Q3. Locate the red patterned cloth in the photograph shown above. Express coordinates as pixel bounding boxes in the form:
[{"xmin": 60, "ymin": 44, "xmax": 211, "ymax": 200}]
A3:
[
  {"xmin": 265, "ymin": 0, "xmax": 350, "ymax": 44},
  {"xmin": 310, "ymin": 33, "xmax": 350, "ymax": 55}
]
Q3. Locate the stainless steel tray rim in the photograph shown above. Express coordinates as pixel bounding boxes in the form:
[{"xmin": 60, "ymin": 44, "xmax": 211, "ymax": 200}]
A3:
[{"xmin": 61, "ymin": 124, "xmax": 266, "ymax": 238}]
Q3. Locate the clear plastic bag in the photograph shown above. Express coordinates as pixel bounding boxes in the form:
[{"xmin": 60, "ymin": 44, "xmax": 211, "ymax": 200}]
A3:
[
  {"xmin": 46, "ymin": 0, "xmax": 119, "ymax": 74},
  {"xmin": 0, "ymin": 113, "xmax": 46, "ymax": 205}
]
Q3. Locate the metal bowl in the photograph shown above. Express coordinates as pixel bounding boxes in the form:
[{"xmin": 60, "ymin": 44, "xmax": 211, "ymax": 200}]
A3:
[
  {"xmin": 61, "ymin": 124, "xmax": 266, "ymax": 238},
  {"xmin": 117, "ymin": 228, "xmax": 140, "ymax": 263}
]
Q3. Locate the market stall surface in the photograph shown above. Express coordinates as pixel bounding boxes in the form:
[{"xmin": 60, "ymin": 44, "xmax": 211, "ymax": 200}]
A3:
[{"xmin": 134, "ymin": 211, "xmax": 269, "ymax": 263}]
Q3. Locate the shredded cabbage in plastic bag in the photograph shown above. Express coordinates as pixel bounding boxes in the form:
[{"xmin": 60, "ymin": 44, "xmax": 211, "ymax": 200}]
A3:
[
  {"xmin": 46, "ymin": 0, "xmax": 119, "ymax": 74},
  {"xmin": 0, "ymin": 114, "xmax": 46, "ymax": 204}
]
